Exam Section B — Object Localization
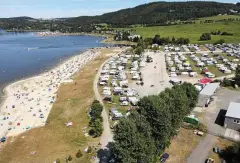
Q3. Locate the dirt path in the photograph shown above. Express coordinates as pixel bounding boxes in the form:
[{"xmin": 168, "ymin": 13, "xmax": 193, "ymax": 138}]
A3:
[{"xmin": 93, "ymin": 56, "xmax": 114, "ymax": 148}]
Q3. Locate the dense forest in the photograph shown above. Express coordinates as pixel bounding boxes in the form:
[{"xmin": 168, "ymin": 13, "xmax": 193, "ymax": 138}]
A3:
[
  {"xmin": 0, "ymin": 1, "xmax": 239, "ymax": 31},
  {"xmin": 69, "ymin": 1, "xmax": 240, "ymax": 26}
]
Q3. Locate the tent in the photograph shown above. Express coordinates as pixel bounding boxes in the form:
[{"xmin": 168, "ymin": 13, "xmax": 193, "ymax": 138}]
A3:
[{"xmin": 199, "ymin": 78, "xmax": 212, "ymax": 84}]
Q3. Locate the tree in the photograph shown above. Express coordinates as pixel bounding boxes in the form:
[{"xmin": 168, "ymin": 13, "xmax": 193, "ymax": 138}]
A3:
[
  {"xmin": 236, "ymin": 65, "xmax": 240, "ymax": 79},
  {"xmin": 152, "ymin": 34, "xmax": 161, "ymax": 44},
  {"xmin": 200, "ymin": 33, "xmax": 211, "ymax": 41},
  {"xmin": 135, "ymin": 46, "xmax": 143, "ymax": 55},
  {"xmin": 90, "ymin": 102, "xmax": 103, "ymax": 121},
  {"xmin": 137, "ymin": 95, "xmax": 172, "ymax": 152},
  {"xmin": 89, "ymin": 100, "xmax": 103, "ymax": 137},
  {"xmin": 89, "ymin": 119, "xmax": 103, "ymax": 137},
  {"xmin": 112, "ymin": 111, "xmax": 156, "ymax": 163},
  {"xmin": 112, "ymin": 83, "xmax": 202, "ymax": 161},
  {"xmin": 76, "ymin": 150, "xmax": 83, "ymax": 158},
  {"xmin": 214, "ymin": 39, "xmax": 225, "ymax": 45},
  {"xmin": 174, "ymin": 82, "xmax": 199, "ymax": 111}
]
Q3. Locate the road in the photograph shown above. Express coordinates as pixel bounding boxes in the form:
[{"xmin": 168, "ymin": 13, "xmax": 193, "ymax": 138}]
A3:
[
  {"xmin": 187, "ymin": 134, "xmax": 217, "ymax": 163},
  {"xmin": 131, "ymin": 52, "xmax": 171, "ymax": 97},
  {"xmin": 93, "ymin": 56, "xmax": 114, "ymax": 148}
]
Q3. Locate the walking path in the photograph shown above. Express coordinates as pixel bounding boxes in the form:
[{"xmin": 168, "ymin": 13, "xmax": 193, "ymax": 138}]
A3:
[{"xmin": 93, "ymin": 56, "xmax": 114, "ymax": 148}]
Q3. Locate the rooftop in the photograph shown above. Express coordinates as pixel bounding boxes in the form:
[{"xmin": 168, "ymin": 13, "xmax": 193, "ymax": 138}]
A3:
[
  {"xmin": 226, "ymin": 102, "xmax": 240, "ymax": 119},
  {"xmin": 200, "ymin": 82, "xmax": 220, "ymax": 96}
]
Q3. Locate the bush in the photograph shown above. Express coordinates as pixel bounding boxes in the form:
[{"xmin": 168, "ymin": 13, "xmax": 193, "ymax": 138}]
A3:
[
  {"xmin": 197, "ymin": 123, "xmax": 208, "ymax": 133},
  {"xmin": 214, "ymin": 39, "xmax": 225, "ymax": 45},
  {"xmin": 182, "ymin": 122, "xmax": 208, "ymax": 133},
  {"xmin": 76, "ymin": 150, "xmax": 83, "ymax": 158},
  {"xmin": 89, "ymin": 119, "xmax": 103, "ymax": 137},
  {"xmin": 67, "ymin": 155, "xmax": 73, "ymax": 161},
  {"xmin": 221, "ymin": 78, "xmax": 233, "ymax": 87},
  {"xmin": 56, "ymin": 159, "xmax": 60, "ymax": 163},
  {"xmin": 200, "ymin": 33, "xmax": 211, "ymax": 41},
  {"xmin": 87, "ymin": 146, "xmax": 93, "ymax": 153}
]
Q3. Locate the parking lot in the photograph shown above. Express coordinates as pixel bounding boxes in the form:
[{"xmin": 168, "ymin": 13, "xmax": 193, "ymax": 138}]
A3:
[{"xmin": 130, "ymin": 52, "xmax": 171, "ymax": 97}]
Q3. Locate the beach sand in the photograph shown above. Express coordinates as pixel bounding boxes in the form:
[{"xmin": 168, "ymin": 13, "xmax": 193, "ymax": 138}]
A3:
[{"xmin": 0, "ymin": 49, "xmax": 100, "ymax": 138}]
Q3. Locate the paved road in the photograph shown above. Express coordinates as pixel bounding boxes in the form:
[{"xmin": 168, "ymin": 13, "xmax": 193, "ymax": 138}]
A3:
[
  {"xmin": 187, "ymin": 134, "xmax": 217, "ymax": 163},
  {"xmin": 131, "ymin": 52, "xmax": 171, "ymax": 97}
]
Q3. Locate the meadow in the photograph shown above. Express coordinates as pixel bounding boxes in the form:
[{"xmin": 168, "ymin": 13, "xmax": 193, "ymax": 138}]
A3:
[{"xmin": 118, "ymin": 15, "xmax": 240, "ymax": 44}]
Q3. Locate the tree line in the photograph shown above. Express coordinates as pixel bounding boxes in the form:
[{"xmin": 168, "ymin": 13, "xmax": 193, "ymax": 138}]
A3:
[
  {"xmin": 110, "ymin": 83, "xmax": 199, "ymax": 162},
  {"xmin": 89, "ymin": 100, "xmax": 103, "ymax": 137}
]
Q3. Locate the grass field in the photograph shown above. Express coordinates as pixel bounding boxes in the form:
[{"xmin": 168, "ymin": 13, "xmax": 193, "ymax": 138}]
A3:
[
  {"xmin": 116, "ymin": 15, "xmax": 240, "ymax": 44},
  {"xmin": 163, "ymin": 128, "xmax": 203, "ymax": 163},
  {"xmin": 0, "ymin": 48, "xmax": 116, "ymax": 163}
]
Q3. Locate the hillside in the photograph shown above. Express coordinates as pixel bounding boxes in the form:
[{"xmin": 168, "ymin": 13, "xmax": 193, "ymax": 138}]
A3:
[
  {"xmin": 0, "ymin": 1, "xmax": 240, "ymax": 30},
  {"xmin": 67, "ymin": 1, "xmax": 240, "ymax": 26},
  {"xmin": 125, "ymin": 15, "xmax": 240, "ymax": 44}
]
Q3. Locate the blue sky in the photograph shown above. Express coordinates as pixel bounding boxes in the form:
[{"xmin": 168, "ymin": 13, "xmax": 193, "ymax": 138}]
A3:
[{"xmin": 0, "ymin": 0, "xmax": 238, "ymax": 18}]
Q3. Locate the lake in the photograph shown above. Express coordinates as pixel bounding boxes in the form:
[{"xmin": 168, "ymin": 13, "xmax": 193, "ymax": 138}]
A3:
[{"xmin": 0, "ymin": 32, "xmax": 106, "ymax": 100}]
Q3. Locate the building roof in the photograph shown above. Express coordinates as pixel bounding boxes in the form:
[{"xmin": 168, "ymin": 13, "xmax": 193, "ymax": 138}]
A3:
[
  {"xmin": 226, "ymin": 102, "xmax": 240, "ymax": 119},
  {"xmin": 200, "ymin": 83, "xmax": 220, "ymax": 96}
]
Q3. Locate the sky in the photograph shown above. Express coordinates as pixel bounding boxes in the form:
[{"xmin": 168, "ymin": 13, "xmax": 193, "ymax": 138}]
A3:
[{"xmin": 0, "ymin": 0, "xmax": 238, "ymax": 18}]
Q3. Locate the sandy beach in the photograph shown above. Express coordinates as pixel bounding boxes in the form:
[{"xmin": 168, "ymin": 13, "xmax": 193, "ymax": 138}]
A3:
[{"xmin": 0, "ymin": 49, "xmax": 100, "ymax": 138}]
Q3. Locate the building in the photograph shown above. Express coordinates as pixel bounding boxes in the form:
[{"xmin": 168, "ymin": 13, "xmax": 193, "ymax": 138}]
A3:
[
  {"xmin": 224, "ymin": 102, "xmax": 240, "ymax": 131},
  {"xmin": 196, "ymin": 82, "xmax": 220, "ymax": 107}
]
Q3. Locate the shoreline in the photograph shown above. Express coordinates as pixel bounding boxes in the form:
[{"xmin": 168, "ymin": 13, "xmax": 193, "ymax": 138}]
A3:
[
  {"xmin": 0, "ymin": 51, "xmax": 84, "ymax": 111},
  {"xmin": 0, "ymin": 48, "xmax": 102, "ymax": 138}
]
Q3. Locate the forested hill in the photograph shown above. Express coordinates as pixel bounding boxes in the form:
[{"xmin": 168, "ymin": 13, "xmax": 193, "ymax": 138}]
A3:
[
  {"xmin": 67, "ymin": 1, "xmax": 240, "ymax": 26},
  {"xmin": 0, "ymin": 1, "xmax": 239, "ymax": 31}
]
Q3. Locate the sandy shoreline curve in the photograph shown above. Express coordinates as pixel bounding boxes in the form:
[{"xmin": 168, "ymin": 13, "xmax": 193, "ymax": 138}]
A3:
[{"xmin": 0, "ymin": 49, "xmax": 101, "ymax": 138}]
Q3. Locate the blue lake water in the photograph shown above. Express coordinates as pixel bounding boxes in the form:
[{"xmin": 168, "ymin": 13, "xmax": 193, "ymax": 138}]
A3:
[{"xmin": 0, "ymin": 32, "xmax": 106, "ymax": 99}]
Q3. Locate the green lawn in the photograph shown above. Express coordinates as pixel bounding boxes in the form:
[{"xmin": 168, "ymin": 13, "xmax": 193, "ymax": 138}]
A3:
[
  {"xmin": 115, "ymin": 15, "xmax": 240, "ymax": 44},
  {"xmin": 130, "ymin": 22, "xmax": 240, "ymax": 44}
]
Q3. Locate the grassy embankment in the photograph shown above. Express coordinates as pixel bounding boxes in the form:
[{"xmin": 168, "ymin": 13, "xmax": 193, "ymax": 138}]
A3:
[
  {"xmin": 116, "ymin": 15, "xmax": 240, "ymax": 44},
  {"xmin": 0, "ymin": 48, "xmax": 117, "ymax": 163},
  {"xmin": 162, "ymin": 128, "xmax": 203, "ymax": 163},
  {"xmin": 208, "ymin": 138, "xmax": 234, "ymax": 163}
]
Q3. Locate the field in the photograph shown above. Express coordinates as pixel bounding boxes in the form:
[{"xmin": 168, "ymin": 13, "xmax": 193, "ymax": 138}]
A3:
[
  {"xmin": 117, "ymin": 15, "xmax": 240, "ymax": 44},
  {"xmin": 0, "ymin": 48, "xmax": 116, "ymax": 163},
  {"xmin": 163, "ymin": 128, "xmax": 203, "ymax": 163}
]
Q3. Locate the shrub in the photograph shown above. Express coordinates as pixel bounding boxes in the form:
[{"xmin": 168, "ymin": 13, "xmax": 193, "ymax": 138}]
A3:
[
  {"xmin": 197, "ymin": 123, "xmax": 208, "ymax": 133},
  {"xmin": 67, "ymin": 155, "xmax": 73, "ymax": 161},
  {"xmin": 76, "ymin": 150, "xmax": 83, "ymax": 158},
  {"xmin": 221, "ymin": 78, "xmax": 233, "ymax": 87},
  {"xmin": 214, "ymin": 39, "xmax": 225, "ymax": 45},
  {"xmin": 200, "ymin": 33, "xmax": 211, "ymax": 41},
  {"xmin": 87, "ymin": 146, "xmax": 93, "ymax": 153},
  {"xmin": 56, "ymin": 159, "xmax": 60, "ymax": 163}
]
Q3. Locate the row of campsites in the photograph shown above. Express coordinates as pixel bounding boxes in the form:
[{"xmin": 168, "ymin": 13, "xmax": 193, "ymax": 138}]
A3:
[
  {"xmin": 98, "ymin": 52, "xmax": 147, "ymax": 120},
  {"xmin": 205, "ymin": 43, "xmax": 240, "ymax": 53},
  {"xmin": 154, "ymin": 43, "xmax": 240, "ymax": 53},
  {"xmin": 166, "ymin": 50, "xmax": 240, "ymax": 78}
]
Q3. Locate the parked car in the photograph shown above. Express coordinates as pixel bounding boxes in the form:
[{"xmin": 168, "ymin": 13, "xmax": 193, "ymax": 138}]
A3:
[{"xmin": 160, "ymin": 153, "xmax": 169, "ymax": 163}]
